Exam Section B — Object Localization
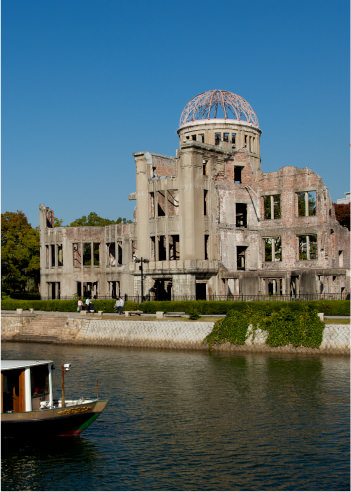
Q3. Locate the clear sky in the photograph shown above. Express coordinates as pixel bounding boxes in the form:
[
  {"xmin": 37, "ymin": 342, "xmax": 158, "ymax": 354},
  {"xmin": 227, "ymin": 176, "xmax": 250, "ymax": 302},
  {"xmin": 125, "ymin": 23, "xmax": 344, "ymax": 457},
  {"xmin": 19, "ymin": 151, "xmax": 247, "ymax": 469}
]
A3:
[{"xmin": 2, "ymin": 0, "xmax": 350, "ymax": 227}]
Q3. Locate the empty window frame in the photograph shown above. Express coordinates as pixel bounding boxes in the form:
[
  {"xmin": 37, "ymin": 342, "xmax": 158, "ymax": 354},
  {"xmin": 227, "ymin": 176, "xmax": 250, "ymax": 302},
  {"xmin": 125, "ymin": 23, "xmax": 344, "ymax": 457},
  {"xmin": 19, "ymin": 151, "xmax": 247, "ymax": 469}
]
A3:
[
  {"xmin": 93, "ymin": 243, "xmax": 100, "ymax": 266},
  {"xmin": 167, "ymin": 190, "xmax": 179, "ymax": 216},
  {"xmin": 158, "ymin": 235, "xmax": 166, "ymax": 261},
  {"xmin": 149, "ymin": 192, "xmax": 155, "ymax": 218},
  {"xmin": 150, "ymin": 236, "xmax": 156, "ymax": 261},
  {"xmin": 108, "ymin": 281, "xmax": 120, "ymax": 298},
  {"xmin": 192, "ymin": 134, "xmax": 196, "ymax": 141},
  {"xmin": 204, "ymin": 235, "xmax": 209, "ymax": 260},
  {"xmin": 83, "ymin": 243, "xmax": 91, "ymax": 265},
  {"xmin": 204, "ymin": 190, "xmax": 208, "ymax": 216},
  {"xmin": 117, "ymin": 241, "xmax": 123, "ymax": 265},
  {"xmin": 203, "ymin": 160, "xmax": 208, "ymax": 175},
  {"xmin": 73, "ymin": 243, "xmax": 81, "ymax": 267},
  {"xmin": 234, "ymin": 166, "xmax": 243, "ymax": 184},
  {"xmin": 215, "ymin": 133, "xmax": 221, "ymax": 145},
  {"xmin": 157, "ymin": 191, "xmax": 166, "ymax": 216},
  {"xmin": 297, "ymin": 191, "xmax": 316, "ymax": 217},
  {"xmin": 236, "ymin": 203, "xmax": 247, "ymax": 228},
  {"xmin": 50, "ymin": 245, "xmax": 56, "ymax": 267},
  {"xmin": 231, "ymin": 133, "xmax": 236, "ymax": 146},
  {"xmin": 244, "ymin": 135, "xmax": 248, "ymax": 148},
  {"xmin": 199, "ymin": 134, "xmax": 205, "ymax": 143},
  {"xmin": 45, "ymin": 245, "xmax": 49, "ymax": 267},
  {"xmin": 169, "ymin": 235, "xmax": 180, "ymax": 260},
  {"xmin": 223, "ymin": 133, "xmax": 229, "ymax": 142},
  {"xmin": 264, "ymin": 237, "xmax": 282, "ymax": 262},
  {"xmin": 237, "ymin": 246, "xmax": 247, "ymax": 270},
  {"xmin": 132, "ymin": 241, "xmax": 137, "ymax": 261},
  {"xmin": 267, "ymin": 278, "xmax": 282, "ymax": 295},
  {"xmin": 263, "ymin": 194, "xmax": 281, "ymax": 220},
  {"xmin": 107, "ymin": 242, "xmax": 116, "ymax": 266},
  {"xmin": 58, "ymin": 244, "xmax": 63, "ymax": 267},
  {"xmin": 339, "ymin": 250, "xmax": 344, "ymax": 267},
  {"xmin": 298, "ymin": 234, "xmax": 317, "ymax": 260}
]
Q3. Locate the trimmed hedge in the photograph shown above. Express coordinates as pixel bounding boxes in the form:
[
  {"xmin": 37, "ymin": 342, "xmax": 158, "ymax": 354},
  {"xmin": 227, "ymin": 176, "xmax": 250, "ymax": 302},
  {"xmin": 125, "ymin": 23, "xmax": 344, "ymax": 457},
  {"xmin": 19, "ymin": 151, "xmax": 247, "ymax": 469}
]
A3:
[
  {"xmin": 1, "ymin": 298, "xmax": 349, "ymax": 316},
  {"xmin": 1, "ymin": 299, "xmax": 139, "ymax": 313},
  {"xmin": 138, "ymin": 300, "xmax": 349, "ymax": 316}
]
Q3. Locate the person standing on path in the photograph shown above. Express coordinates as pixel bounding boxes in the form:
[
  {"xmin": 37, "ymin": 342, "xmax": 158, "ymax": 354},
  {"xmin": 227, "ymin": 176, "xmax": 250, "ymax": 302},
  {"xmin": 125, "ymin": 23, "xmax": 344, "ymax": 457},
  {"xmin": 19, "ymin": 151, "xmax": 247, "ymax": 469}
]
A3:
[
  {"xmin": 115, "ymin": 298, "xmax": 121, "ymax": 314},
  {"xmin": 119, "ymin": 297, "xmax": 125, "ymax": 315}
]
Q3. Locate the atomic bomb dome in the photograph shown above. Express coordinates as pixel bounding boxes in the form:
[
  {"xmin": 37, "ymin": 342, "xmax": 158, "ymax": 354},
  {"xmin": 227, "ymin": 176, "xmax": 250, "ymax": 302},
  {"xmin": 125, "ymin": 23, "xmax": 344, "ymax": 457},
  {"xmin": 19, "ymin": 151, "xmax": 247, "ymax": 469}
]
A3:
[{"xmin": 179, "ymin": 89, "xmax": 259, "ymax": 128}]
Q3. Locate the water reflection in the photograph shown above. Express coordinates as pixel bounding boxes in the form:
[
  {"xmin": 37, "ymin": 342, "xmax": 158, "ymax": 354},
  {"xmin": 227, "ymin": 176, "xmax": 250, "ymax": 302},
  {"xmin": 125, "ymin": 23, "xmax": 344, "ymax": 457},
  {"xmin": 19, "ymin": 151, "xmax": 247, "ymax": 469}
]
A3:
[{"xmin": 2, "ymin": 342, "xmax": 350, "ymax": 491}]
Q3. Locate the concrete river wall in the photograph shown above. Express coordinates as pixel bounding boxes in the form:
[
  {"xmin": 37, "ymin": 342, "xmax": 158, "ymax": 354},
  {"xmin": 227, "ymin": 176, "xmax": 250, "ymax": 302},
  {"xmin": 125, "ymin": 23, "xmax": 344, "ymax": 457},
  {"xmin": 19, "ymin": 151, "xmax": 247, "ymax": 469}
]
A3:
[{"xmin": 1, "ymin": 311, "xmax": 350, "ymax": 355}]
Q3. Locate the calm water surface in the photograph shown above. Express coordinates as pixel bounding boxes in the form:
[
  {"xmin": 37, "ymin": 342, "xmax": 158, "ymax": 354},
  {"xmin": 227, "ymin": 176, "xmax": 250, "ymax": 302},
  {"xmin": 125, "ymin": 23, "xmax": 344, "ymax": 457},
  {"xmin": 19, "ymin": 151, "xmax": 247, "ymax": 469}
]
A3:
[{"xmin": 1, "ymin": 342, "xmax": 350, "ymax": 491}]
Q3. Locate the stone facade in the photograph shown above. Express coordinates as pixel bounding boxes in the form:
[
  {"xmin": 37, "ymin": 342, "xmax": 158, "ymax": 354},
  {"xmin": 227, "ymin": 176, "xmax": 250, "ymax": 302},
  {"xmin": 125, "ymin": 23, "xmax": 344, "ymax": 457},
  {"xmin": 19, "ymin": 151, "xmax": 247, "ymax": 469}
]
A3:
[{"xmin": 39, "ymin": 90, "xmax": 350, "ymax": 300}]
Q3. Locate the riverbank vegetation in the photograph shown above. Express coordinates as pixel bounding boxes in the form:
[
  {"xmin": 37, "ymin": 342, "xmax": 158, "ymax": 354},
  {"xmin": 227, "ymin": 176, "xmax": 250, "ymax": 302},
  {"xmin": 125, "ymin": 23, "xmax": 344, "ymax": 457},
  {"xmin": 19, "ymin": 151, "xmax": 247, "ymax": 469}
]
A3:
[
  {"xmin": 205, "ymin": 307, "xmax": 325, "ymax": 349},
  {"xmin": 1, "ymin": 298, "xmax": 349, "ymax": 317}
]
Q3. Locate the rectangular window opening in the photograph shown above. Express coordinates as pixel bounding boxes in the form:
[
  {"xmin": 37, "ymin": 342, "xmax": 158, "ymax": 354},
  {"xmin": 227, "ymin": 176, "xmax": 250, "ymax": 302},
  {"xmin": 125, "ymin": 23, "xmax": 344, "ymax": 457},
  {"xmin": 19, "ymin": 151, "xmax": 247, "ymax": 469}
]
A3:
[
  {"xmin": 204, "ymin": 235, "xmax": 209, "ymax": 260},
  {"xmin": 149, "ymin": 192, "xmax": 155, "ymax": 218},
  {"xmin": 263, "ymin": 194, "xmax": 281, "ymax": 220},
  {"xmin": 297, "ymin": 191, "xmax": 316, "ymax": 217},
  {"xmin": 234, "ymin": 166, "xmax": 242, "ymax": 184},
  {"xmin": 215, "ymin": 133, "xmax": 221, "ymax": 145},
  {"xmin": 151, "ymin": 236, "xmax": 156, "ymax": 261},
  {"xmin": 83, "ymin": 243, "xmax": 91, "ymax": 266},
  {"xmin": 107, "ymin": 242, "xmax": 116, "ymax": 266},
  {"xmin": 237, "ymin": 246, "xmax": 247, "ymax": 270},
  {"xmin": 204, "ymin": 190, "xmax": 208, "ymax": 216},
  {"xmin": 158, "ymin": 235, "xmax": 166, "ymax": 261},
  {"xmin": 298, "ymin": 234, "xmax": 317, "ymax": 260},
  {"xmin": 169, "ymin": 235, "xmax": 180, "ymax": 260},
  {"xmin": 117, "ymin": 242, "xmax": 123, "ymax": 265},
  {"xmin": 58, "ymin": 244, "xmax": 63, "ymax": 267},
  {"xmin": 264, "ymin": 237, "xmax": 282, "ymax": 262},
  {"xmin": 93, "ymin": 243, "xmax": 100, "ymax": 266},
  {"xmin": 73, "ymin": 243, "xmax": 81, "ymax": 267},
  {"xmin": 50, "ymin": 245, "xmax": 56, "ymax": 267},
  {"xmin": 157, "ymin": 191, "xmax": 166, "ymax": 216},
  {"xmin": 167, "ymin": 190, "xmax": 179, "ymax": 216},
  {"xmin": 236, "ymin": 203, "xmax": 247, "ymax": 228}
]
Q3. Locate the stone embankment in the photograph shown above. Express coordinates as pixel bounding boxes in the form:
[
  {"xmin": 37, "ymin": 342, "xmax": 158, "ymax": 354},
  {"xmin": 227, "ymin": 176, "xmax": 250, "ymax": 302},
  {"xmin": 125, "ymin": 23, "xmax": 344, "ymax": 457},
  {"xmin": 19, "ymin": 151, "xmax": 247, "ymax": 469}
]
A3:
[{"xmin": 1, "ymin": 311, "xmax": 350, "ymax": 355}]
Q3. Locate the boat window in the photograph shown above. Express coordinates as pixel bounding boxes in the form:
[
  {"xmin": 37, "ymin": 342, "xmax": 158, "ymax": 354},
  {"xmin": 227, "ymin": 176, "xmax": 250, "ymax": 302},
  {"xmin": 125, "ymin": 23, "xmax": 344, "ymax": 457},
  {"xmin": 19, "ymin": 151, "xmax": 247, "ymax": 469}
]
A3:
[{"xmin": 31, "ymin": 365, "xmax": 49, "ymax": 397}]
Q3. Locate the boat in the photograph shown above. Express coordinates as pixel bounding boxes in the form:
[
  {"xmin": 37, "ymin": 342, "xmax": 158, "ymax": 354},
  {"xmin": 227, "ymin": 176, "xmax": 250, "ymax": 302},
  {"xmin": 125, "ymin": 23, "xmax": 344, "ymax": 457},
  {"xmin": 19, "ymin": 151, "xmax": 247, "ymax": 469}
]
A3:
[{"xmin": 1, "ymin": 360, "xmax": 108, "ymax": 438}]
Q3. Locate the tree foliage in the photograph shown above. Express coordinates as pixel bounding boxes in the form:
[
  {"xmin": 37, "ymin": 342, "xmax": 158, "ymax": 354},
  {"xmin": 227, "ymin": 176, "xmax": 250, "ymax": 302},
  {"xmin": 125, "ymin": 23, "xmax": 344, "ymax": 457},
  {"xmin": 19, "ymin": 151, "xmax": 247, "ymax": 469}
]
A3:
[
  {"xmin": 1, "ymin": 211, "xmax": 40, "ymax": 295},
  {"xmin": 68, "ymin": 212, "xmax": 132, "ymax": 227},
  {"xmin": 333, "ymin": 203, "xmax": 350, "ymax": 230}
]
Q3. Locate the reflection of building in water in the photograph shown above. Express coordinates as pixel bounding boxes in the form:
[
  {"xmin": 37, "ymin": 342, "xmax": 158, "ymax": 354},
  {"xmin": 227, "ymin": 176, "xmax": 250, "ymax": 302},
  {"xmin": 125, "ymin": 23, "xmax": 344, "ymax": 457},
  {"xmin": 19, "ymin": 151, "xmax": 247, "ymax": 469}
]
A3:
[{"xmin": 39, "ymin": 89, "xmax": 350, "ymax": 300}]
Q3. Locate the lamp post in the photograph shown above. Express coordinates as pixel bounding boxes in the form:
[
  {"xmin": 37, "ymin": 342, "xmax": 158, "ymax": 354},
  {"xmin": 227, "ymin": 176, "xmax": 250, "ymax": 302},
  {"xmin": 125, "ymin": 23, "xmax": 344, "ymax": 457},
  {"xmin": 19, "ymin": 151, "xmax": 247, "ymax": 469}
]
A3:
[{"xmin": 134, "ymin": 257, "xmax": 149, "ymax": 302}]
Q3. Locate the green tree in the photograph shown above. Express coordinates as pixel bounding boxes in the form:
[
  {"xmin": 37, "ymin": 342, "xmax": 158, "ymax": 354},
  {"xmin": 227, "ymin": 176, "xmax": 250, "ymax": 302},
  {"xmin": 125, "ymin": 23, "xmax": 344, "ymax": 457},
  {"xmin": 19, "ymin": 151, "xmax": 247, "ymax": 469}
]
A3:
[
  {"xmin": 1, "ymin": 211, "xmax": 40, "ymax": 295},
  {"xmin": 69, "ymin": 212, "xmax": 131, "ymax": 227}
]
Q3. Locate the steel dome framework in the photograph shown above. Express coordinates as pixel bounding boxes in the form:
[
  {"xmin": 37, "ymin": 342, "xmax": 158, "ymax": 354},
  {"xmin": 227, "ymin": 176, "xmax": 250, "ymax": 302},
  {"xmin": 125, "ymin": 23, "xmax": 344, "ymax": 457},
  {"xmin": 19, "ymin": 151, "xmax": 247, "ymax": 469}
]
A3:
[{"xmin": 179, "ymin": 90, "xmax": 259, "ymax": 128}]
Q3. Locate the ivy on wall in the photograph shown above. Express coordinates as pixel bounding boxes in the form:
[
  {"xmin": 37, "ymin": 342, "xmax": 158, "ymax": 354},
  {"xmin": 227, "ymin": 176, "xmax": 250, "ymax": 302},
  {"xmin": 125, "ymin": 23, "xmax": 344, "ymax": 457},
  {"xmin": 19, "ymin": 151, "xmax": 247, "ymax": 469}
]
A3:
[{"xmin": 205, "ymin": 307, "xmax": 325, "ymax": 349}]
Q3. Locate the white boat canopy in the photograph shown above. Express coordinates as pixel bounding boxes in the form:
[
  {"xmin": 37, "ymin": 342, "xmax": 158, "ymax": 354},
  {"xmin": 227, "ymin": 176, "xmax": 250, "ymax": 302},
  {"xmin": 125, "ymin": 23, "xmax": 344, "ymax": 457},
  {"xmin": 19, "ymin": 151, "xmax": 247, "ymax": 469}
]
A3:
[{"xmin": 1, "ymin": 360, "xmax": 54, "ymax": 371}]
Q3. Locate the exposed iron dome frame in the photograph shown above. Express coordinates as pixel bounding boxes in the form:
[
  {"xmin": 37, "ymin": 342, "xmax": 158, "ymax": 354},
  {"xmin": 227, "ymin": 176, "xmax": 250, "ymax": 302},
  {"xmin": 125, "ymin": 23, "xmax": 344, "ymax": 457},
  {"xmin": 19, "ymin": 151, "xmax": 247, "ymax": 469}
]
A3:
[{"xmin": 179, "ymin": 89, "xmax": 259, "ymax": 128}]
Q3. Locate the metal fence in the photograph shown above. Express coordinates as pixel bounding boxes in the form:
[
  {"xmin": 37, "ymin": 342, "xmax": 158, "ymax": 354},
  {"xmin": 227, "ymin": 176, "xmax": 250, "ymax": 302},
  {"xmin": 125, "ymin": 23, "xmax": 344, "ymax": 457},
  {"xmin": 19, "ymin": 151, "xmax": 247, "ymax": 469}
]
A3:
[{"xmin": 51, "ymin": 293, "xmax": 349, "ymax": 302}]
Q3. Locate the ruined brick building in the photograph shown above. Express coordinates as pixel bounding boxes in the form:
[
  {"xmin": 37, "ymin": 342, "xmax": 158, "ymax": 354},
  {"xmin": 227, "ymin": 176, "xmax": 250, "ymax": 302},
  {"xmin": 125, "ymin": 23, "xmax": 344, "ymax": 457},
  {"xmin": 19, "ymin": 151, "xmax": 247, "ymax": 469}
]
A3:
[{"xmin": 39, "ymin": 90, "xmax": 350, "ymax": 300}]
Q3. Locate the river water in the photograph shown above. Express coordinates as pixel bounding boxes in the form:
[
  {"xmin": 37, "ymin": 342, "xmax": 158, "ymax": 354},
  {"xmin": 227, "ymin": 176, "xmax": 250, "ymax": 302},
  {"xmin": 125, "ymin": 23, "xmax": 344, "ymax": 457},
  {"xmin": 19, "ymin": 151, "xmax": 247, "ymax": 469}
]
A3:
[{"xmin": 1, "ymin": 342, "xmax": 350, "ymax": 491}]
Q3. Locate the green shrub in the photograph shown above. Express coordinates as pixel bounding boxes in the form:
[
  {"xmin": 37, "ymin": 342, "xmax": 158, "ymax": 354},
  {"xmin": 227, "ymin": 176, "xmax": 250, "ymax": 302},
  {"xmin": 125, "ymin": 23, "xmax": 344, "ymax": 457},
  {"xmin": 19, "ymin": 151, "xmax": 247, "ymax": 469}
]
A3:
[
  {"xmin": 205, "ymin": 307, "xmax": 325, "ymax": 349},
  {"xmin": 265, "ymin": 308, "xmax": 324, "ymax": 348}
]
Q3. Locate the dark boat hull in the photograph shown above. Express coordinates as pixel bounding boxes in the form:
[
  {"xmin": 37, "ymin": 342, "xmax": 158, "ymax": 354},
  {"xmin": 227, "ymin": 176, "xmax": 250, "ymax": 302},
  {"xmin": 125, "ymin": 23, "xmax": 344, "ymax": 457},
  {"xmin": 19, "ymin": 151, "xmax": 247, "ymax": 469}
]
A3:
[{"xmin": 1, "ymin": 400, "xmax": 108, "ymax": 438}]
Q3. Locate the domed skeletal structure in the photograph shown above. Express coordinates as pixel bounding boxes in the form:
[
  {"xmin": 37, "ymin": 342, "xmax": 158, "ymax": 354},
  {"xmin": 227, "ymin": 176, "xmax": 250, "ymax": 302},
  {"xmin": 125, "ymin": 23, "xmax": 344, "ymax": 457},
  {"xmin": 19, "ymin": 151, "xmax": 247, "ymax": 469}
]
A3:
[{"xmin": 179, "ymin": 89, "xmax": 259, "ymax": 128}]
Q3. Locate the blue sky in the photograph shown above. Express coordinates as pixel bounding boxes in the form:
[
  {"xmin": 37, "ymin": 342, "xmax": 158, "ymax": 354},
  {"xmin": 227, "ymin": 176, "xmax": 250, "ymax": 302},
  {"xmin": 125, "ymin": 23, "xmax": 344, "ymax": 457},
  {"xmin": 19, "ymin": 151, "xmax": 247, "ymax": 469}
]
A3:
[{"xmin": 2, "ymin": 0, "xmax": 350, "ymax": 227}]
